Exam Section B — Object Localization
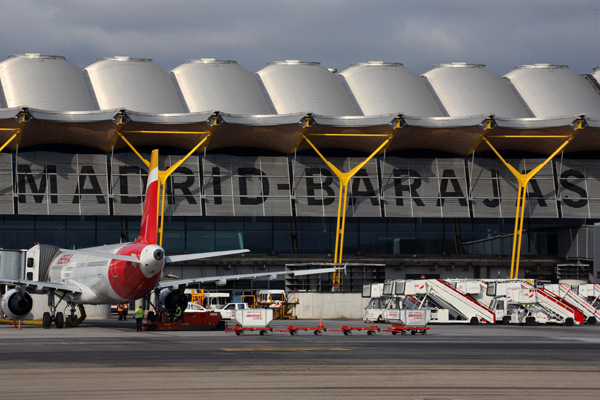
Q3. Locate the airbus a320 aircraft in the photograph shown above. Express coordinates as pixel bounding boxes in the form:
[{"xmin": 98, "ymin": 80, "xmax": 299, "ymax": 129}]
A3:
[{"xmin": 0, "ymin": 150, "xmax": 342, "ymax": 328}]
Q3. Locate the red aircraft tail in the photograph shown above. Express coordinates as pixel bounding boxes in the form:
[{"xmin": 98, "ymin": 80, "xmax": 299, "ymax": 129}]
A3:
[{"xmin": 138, "ymin": 150, "xmax": 159, "ymax": 244}]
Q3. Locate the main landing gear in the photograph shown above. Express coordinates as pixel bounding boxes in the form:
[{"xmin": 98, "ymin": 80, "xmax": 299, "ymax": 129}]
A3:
[{"xmin": 42, "ymin": 290, "xmax": 86, "ymax": 329}]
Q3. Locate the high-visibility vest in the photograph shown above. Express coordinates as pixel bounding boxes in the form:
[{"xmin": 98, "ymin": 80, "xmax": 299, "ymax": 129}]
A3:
[
  {"xmin": 117, "ymin": 304, "xmax": 124, "ymax": 312},
  {"xmin": 175, "ymin": 306, "xmax": 182, "ymax": 317},
  {"xmin": 135, "ymin": 308, "xmax": 144, "ymax": 318}
]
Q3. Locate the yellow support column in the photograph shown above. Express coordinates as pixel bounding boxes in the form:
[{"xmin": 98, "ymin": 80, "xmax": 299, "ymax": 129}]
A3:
[
  {"xmin": 296, "ymin": 118, "xmax": 403, "ymax": 291},
  {"xmin": 112, "ymin": 115, "xmax": 219, "ymax": 246},
  {"xmin": 481, "ymin": 119, "xmax": 584, "ymax": 279}
]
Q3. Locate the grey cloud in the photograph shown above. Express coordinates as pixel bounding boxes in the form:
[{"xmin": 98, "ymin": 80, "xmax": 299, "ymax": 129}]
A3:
[{"xmin": 0, "ymin": 0, "xmax": 597, "ymax": 76}]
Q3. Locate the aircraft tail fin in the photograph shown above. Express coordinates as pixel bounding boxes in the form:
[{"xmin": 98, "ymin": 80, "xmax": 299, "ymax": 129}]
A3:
[{"xmin": 138, "ymin": 150, "xmax": 159, "ymax": 244}]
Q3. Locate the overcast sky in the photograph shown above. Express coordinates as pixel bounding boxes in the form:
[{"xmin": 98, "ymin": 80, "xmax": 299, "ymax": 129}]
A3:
[{"xmin": 0, "ymin": 0, "xmax": 598, "ymax": 76}]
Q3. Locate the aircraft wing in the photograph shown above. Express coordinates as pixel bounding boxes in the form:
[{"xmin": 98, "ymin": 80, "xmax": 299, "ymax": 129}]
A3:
[
  {"xmin": 157, "ymin": 266, "xmax": 344, "ymax": 290},
  {"xmin": 165, "ymin": 249, "xmax": 250, "ymax": 263},
  {"xmin": 0, "ymin": 278, "xmax": 82, "ymax": 294}
]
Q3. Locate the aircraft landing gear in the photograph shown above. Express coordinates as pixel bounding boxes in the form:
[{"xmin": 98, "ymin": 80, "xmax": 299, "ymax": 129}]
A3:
[
  {"xmin": 66, "ymin": 303, "xmax": 86, "ymax": 327},
  {"xmin": 45, "ymin": 290, "xmax": 67, "ymax": 329}
]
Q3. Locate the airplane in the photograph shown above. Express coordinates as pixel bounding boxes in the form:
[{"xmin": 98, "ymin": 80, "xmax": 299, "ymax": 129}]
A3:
[{"xmin": 0, "ymin": 149, "xmax": 344, "ymax": 328}]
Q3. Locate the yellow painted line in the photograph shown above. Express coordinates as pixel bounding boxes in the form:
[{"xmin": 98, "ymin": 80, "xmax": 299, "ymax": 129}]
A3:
[{"xmin": 222, "ymin": 347, "xmax": 351, "ymax": 352}]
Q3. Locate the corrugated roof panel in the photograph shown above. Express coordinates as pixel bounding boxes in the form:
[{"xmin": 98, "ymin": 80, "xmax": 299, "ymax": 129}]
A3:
[
  {"xmin": 0, "ymin": 54, "xmax": 94, "ymax": 111},
  {"xmin": 85, "ymin": 56, "xmax": 184, "ymax": 113},
  {"xmin": 256, "ymin": 60, "xmax": 360, "ymax": 116},
  {"xmin": 507, "ymin": 64, "xmax": 600, "ymax": 118},
  {"xmin": 172, "ymin": 59, "xmax": 272, "ymax": 114},
  {"xmin": 339, "ymin": 61, "xmax": 442, "ymax": 117},
  {"xmin": 422, "ymin": 62, "xmax": 531, "ymax": 118}
]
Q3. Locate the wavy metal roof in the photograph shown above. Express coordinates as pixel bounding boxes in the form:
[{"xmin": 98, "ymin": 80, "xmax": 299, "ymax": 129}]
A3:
[
  {"xmin": 506, "ymin": 64, "xmax": 600, "ymax": 118},
  {"xmin": 339, "ymin": 61, "xmax": 442, "ymax": 117},
  {"xmin": 85, "ymin": 56, "xmax": 184, "ymax": 113},
  {"xmin": 0, "ymin": 54, "xmax": 94, "ymax": 111},
  {"xmin": 171, "ymin": 59, "xmax": 272, "ymax": 114},
  {"xmin": 421, "ymin": 62, "xmax": 531, "ymax": 118},
  {"xmin": 256, "ymin": 60, "xmax": 360, "ymax": 116}
]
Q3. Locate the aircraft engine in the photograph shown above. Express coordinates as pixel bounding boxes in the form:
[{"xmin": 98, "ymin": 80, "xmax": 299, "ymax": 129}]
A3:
[
  {"xmin": 157, "ymin": 289, "xmax": 188, "ymax": 313},
  {"xmin": 1, "ymin": 288, "xmax": 33, "ymax": 320}
]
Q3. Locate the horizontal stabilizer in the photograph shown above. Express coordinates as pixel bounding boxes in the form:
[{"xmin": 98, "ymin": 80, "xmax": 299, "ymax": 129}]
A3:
[
  {"xmin": 165, "ymin": 249, "xmax": 250, "ymax": 263},
  {"xmin": 60, "ymin": 249, "xmax": 141, "ymax": 264}
]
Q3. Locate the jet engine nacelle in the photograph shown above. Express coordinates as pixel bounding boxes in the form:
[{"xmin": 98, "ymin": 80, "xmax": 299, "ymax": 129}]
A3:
[
  {"xmin": 1, "ymin": 288, "xmax": 33, "ymax": 320},
  {"xmin": 157, "ymin": 289, "xmax": 188, "ymax": 313}
]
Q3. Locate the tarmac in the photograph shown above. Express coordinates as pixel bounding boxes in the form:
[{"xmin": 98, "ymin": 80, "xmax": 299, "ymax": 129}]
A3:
[{"xmin": 1, "ymin": 315, "xmax": 600, "ymax": 399}]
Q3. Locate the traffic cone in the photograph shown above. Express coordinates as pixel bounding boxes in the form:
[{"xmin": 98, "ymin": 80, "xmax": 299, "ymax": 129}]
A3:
[
  {"xmin": 18, "ymin": 320, "xmax": 22, "ymax": 329},
  {"xmin": 12, "ymin": 319, "xmax": 16, "ymax": 328},
  {"xmin": 318, "ymin": 319, "xmax": 326, "ymax": 331}
]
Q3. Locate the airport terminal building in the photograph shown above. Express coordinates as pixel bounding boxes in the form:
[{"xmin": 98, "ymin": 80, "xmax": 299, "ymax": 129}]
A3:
[{"xmin": 0, "ymin": 54, "xmax": 599, "ymax": 293}]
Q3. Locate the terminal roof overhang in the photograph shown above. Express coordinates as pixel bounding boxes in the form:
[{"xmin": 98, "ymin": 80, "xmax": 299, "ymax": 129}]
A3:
[{"xmin": 0, "ymin": 108, "xmax": 595, "ymax": 156}]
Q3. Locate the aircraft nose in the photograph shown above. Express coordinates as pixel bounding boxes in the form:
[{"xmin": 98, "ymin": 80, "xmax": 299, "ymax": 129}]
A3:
[{"xmin": 153, "ymin": 249, "xmax": 164, "ymax": 260}]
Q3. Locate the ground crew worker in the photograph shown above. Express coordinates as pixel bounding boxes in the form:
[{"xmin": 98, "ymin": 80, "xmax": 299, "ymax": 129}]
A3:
[
  {"xmin": 117, "ymin": 303, "xmax": 124, "ymax": 321},
  {"xmin": 135, "ymin": 306, "xmax": 144, "ymax": 332},
  {"xmin": 174, "ymin": 305, "xmax": 182, "ymax": 322},
  {"xmin": 121, "ymin": 303, "xmax": 128, "ymax": 321}
]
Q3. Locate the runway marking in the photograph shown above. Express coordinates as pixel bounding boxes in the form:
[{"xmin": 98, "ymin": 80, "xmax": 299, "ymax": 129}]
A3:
[
  {"xmin": 100, "ymin": 327, "xmax": 187, "ymax": 338},
  {"xmin": 222, "ymin": 347, "xmax": 351, "ymax": 352}
]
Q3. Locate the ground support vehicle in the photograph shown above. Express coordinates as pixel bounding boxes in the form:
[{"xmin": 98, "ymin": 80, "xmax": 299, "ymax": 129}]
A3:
[
  {"xmin": 384, "ymin": 308, "xmax": 431, "ymax": 327},
  {"xmin": 397, "ymin": 279, "xmax": 495, "ymax": 324},
  {"xmin": 330, "ymin": 325, "xmax": 381, "ymax": 336},
  {"xmin": 544, "ymin": 283, "xmax": 600, "ymax": 324},
  {"xmin": 217, "ymin": 303, "xmax": 251, "ymax": 320},
  {"xmin": 382, "ymin": 326, "xmax": 430, "ymax": 335},
  {"xmin": 576, "ymin": 283, "xmax": 600, "ymax": 309},
  {"xmin": 275, "ymin": 320, "xmax": 327, "ymax": 336},
  {"xmin": 489, "ymin": 289, "xmax": 584, "ymax": 326},
  {"xmin": 225, "ymin": 324, "xmax": 273, "ymax": 336},
  {"xmin": 144, "ymin": 310, "xmax": 222, "ymax": 331},
  {"xmin": 256, "ymin": 290, "xmax": 299, "ymax": 319},
  {"xmin": 362, "ymin": 283, "xmax": 390, "ymax": 323}
]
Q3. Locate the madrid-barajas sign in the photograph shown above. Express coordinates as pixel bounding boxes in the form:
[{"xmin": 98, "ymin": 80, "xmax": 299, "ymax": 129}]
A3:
[{"xmin": 3, "ymin": 153, "xmax": 596, "ymax": 218}]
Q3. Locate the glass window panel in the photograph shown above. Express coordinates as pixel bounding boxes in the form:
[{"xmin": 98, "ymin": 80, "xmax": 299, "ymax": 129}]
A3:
[
  {"xmin": 97, "ymin": 231, "xmax": 122, "ymax": 245},
  {"xmin": 387, "ymin": 218, "xmax": 416, "ymax": 232},
  {"xmin": 342, "ymin": 231, "xmax": 359, "ymax": 255},
  {"xmin": 187, "ymin": 217, "xmax": 215, "ymax": 230},
  {"xmin": 273, "ymin": 217, "xmax": 293, "ymax": 231},
  {"xmin": 215, "ymin": 217, "xmax": 243, "ymax": 231},
  {"xmin": 473, "ymin": 218, "xmax": 500, "ymax": 233},
  {"xmin": 66, "ymin": 216, "xmax": 95, "ymax": 229},
  {"xmin": 244, "ymin": 232, "xmax": 273, "ymax": 253},
  {"xmin": 388, "ymin": 232, "xmax": 416, "ymax": 254},
  {"xmin": 187, "ymin": 231, "xmax": 215, "ymax": 253},
  {"xmin": 416, "ymin": 232, "xmax": 444, "ymax": 254},
  {"xmin": 2, "ymin": 216, "xmax": 35, "ymax": 229},
  {"xmin": 35, "ymin": 216, "xmax": 66, "ymax": 230},
  {"xmin": 359, "ymin": 232, "xmax": 387, "ymax": 254},
  {"xmin": 444, "ymin": 218, "xmax": 472, "ymax": 232},
  {"xmin": 163, "ymin": 216, "xmax": 185, "ymax": 230},
  {"xmin": 416, "ymin": 218, "xmax": 444, "ymax": 232},
  {"xmin": 360, "ymin": 217, "xmax": 386, "ymax": 232},
  {"xmin": 0, "ymin": 230, "xmax": 34, "ymax": 248},
  {"xmin": 301, "ymin": 217, "xmax": 330, "ymax": 231},
  {"xmin": 343, "ymin": 217, "xmax": 358, "ymax": 231},
  {"xmin": 162, "ymin": 231, "xmax": 185, "ymax": 254},
  {"xmin": 300, "ymin": 232, "xmax": 331, "ymax": 254},
  {"xmin": 97, "ymin": 216, "xmax": 121, "ymax": 230},
  {"xmin": 215, "ymin": 232, "xmax": 244, "ymax": 250},
  {"xmin": 273, "ymin": 232, "xmax": 293, "ymax": 254},
  {"xmin": 244, "ymin": 217, "xmax": 272, "ymax": 231},
  {"xmin": 35, "ymin": 231, "xmax": 66, "ymax": 248},
  {"xmin": 66, "ymin": 231, "xmax": 96, "ymax": 249}
]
